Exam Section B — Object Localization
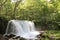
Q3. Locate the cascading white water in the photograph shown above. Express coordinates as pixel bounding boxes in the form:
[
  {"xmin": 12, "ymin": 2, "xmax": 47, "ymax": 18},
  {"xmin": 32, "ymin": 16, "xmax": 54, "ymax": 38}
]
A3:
[
  {"xmin": 4, "ymin": 20, "xmax": 40, "ymax": 40},
  {"xmin": 5, "ymin": 20, "xmax": 24, "ymax": 36}
]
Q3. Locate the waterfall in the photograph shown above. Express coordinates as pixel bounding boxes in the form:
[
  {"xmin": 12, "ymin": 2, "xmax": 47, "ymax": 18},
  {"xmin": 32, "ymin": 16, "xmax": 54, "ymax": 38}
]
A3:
[{"xmin": 4, "ymin": 20, "xmax": 40, "ymax": 40}]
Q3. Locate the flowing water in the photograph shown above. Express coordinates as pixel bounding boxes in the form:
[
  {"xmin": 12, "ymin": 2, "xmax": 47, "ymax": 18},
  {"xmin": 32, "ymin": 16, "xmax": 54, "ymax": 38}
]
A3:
[{"xmin": 4, "ymin": 20, "xmax": 40, "ymax": 40}]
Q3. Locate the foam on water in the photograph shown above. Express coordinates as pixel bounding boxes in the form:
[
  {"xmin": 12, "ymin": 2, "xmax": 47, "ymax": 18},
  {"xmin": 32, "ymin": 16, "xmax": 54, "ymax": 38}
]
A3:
[{"xmin": 4, "ymin": 20, "xmax": 40, "ymax": 40}]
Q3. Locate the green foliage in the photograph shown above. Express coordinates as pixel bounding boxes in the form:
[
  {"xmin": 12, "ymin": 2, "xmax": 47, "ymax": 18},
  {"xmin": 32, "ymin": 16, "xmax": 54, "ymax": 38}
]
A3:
[{"xmin": 0, "ymin": 0, "xmax": 60, "ymax": 34}]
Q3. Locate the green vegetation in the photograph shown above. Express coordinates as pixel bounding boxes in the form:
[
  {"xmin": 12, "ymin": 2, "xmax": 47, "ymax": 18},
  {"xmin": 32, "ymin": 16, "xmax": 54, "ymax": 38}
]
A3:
[
  {"xmin": 42, "ymin": 30, "xmax": 60, "ymax": 40},
  {"xmin": 0, "ymin": 0, "xmax": 60, "ymax": 36},
  {"xmin": 45, "ymin": 30, "xmax": 60, "ymax": 37}
]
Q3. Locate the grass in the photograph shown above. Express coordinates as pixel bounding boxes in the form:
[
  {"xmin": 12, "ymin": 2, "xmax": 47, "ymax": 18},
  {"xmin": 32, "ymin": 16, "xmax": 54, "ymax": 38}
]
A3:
[
  {"xmin": 45, "ymin": 30, "xmax": 60, "ymax": 37},
  {"xmin": 41, "ymin": 30, "xmax": 60, "ymax": 40}
]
